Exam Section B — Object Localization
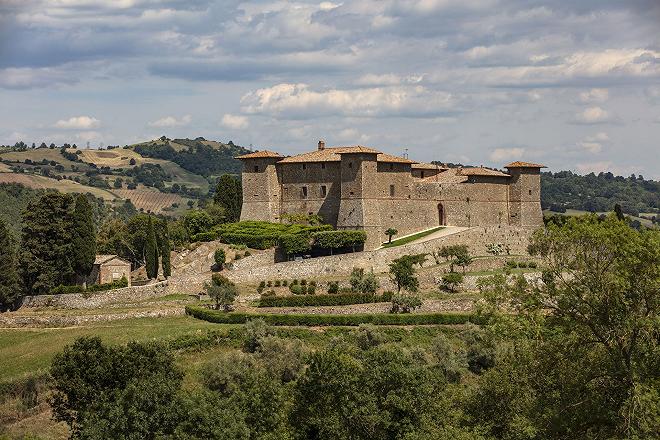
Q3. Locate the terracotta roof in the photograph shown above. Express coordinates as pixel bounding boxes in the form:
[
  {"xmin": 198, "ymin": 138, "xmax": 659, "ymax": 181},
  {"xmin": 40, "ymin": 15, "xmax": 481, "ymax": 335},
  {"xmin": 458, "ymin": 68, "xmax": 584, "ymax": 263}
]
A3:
[
  {"xmin": 504, "ymin": 161, "xmax": 546, "ymax": 168},
  {"xmin": 278, "ymin": 146, "xmax": 405, "ymax": 164},
  {"xmin": 94, "ymin": 255, "xmax": 129, "ymax": 265},
  {"xmin": 411, "ymin": 162, "xmax": 447, "ymax": 170},
  {"xmin": 421, "ymin": 168, "xmax": 468, "ymax": 183},
  {"xmin": 458, "ymin": 167, "xmax": 510, "ymax": 177},
  {"xmin": 235, "ymin": 150, "xmax": 283, "ymax": 159}
]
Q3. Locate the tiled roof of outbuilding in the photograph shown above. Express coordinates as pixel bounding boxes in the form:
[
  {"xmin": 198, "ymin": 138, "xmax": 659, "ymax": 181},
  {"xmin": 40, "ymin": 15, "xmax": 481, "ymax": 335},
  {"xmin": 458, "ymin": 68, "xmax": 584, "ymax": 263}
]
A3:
[
  {"xmin": 458, "ymin": 167, "xmax": 510, "ymax": 177},
  {"xmin": 235, "ymin": 150, "xmax": 284, "ymax": 159},
  {"xmin": 94, "ymin": 255, "xmax": 130, "ymax": 265},
  {"xmin": 504, "ymin": 161, "xmax": 546, "ymax": 168}
]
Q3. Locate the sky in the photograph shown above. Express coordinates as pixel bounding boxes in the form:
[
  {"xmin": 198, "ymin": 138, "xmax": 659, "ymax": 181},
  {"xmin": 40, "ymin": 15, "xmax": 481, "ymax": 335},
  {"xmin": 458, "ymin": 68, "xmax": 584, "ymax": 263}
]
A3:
[{"xmin": 1, "ymin": 0, "xmax": 659, "ymax": 178}]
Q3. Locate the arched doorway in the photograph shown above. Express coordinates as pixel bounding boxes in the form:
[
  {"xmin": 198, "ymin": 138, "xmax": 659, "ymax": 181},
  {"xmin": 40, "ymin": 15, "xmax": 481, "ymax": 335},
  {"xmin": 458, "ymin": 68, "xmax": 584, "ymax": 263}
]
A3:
[{"xmin": 438, "ymin": 203, "xmax": 445, "ymax": 226}]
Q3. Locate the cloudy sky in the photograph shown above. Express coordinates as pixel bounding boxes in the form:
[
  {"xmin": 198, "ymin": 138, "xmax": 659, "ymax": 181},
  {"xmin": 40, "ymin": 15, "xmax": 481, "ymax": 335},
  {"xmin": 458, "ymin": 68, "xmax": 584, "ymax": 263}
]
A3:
[{"xmin": 1, "ymin": 0, "xmax": 659, "ymax": 178}]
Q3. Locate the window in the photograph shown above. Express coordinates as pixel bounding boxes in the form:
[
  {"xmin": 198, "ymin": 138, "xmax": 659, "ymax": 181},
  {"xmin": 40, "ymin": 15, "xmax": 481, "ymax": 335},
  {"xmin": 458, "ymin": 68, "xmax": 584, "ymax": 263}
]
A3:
[
  {"xmin": 320, "ymin": 185, "xmax": 327, "ymax": 197},
  {"xmin": 529, "ymin": 189, "xmax": 532, "ymax": 195},
  {"xmin": 421, "ymin": 171, "xmax": 425, "ymax": 178},
  {"xmin": 321, "ymin": 163, "xmax": 326, "ymax": 169},
  {"xmin": 348, "ymin": 162, "xmax": 353, "ymax": 169},
  {"xmin": 389, "ymin": 163, "xmax": 394, "ymax": 170},
  {"xmin": 302, "ymin": 163, "xmax": 306, "ymax": 170},
  {"xmin": 302, "ymin": 186, "xmax": 308, "ymax": 198},
  {"xmin": 390, "ymin": 185, "xmax": 395, "ymax": 197},
  {"xmin": 253, "ymin": 165, "xmax": 259, "ymax": 172}
]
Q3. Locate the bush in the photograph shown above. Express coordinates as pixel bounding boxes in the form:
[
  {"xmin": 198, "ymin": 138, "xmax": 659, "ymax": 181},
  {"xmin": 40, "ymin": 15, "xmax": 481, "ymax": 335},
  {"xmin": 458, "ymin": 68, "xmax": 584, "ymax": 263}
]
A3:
[
  {"xmin": 279, "ymin": 233, "xmax": 311, "ymax": 255},
  {"xmin": 267, "ymin": 281, "xmax": 272, "ymax": 287},
  {"xmin": 442, "ymin": 272, "xmax": 464, "ymax": 292},
  {"xmin": 234, "ymin": 253, "xmax": 242, "ymax": 260},
  {"xmin": 261, "ymin": 290, "xmax": 276, "ymax": 298},
  {"xmin": 49, "ymin": 277, "xmax": 128, "ymax": 295},
  {"xmin": 257, "ymin": 283, "xmax": 265, "ymax": 295},
  {"xmin": 327, "ymin": 281, "xmax": 339, "ymax": 294},
  {"xmin": 390, "ymin": 293, "xmax": 423, "ymax": 313},
  {"xmin": 186, "ymin": 306, "xmax": 484, "ymax": 326},
  {"xmin": 300, "ymin": 279, "xmax": 307, "ymax": 286},
  {"xmin": 211, "ymin": 273, "xmax": 231, "ymax": 287},
  {"xmin": 292, "ymin": 279, "xmax": 299, "ymax": 285},
  {"xmin": 349, "ymin": 268, "xmax": 379, "ymax": 294},
  {"xmin": 190, "ymin": 231, "xmax": 217, "ymax": 242},
  {"xmin": 307, "ymin": 285, "xmax": 316, "ymax": 295},
  {"xmin": 518, "ymin": 261, "xmax": 528, "ymax": 268},
  {"xmin": 289, "ymin": 284, "xmax": 305, "ymax": 295},
  {"xmin": 214, "ymin": 221, "xmax": 332, "ymax": 250},
  {"xmin": 258, "ymin": 292, "xmax": 393, "ymax": 307},
  {"xmin": 506, "ymin": 260, "xmax": 518, "ymax": 269},
  {"xmin": 309, "ymin": 280, "xmax": 316, "ymax": 287},
  {"xmin": 311, "ymin": 230, "xmax": 367, "ymax": 250},
  {"xmin": 282, "ymin": 280, "xmax": 289, "ymax": 287},
  {"xmin": 214, "ymin": 249, "xmax": 226, "ymax": 269},
  {"xmin": 528, "ymin": 261, "xmax": 538, "ymax": 269},
  {"xmin": 244, "ymin": 251, "xmax": 251, "ymax": 257},
  {"xmin": 274, "ymin": 280, "xmax": 281, "ymax": 287}
]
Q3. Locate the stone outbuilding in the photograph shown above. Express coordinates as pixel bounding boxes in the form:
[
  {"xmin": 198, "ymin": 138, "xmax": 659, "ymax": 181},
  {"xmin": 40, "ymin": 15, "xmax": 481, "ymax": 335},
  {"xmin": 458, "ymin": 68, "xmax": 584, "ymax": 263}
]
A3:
[{"xmin": 88, "ymin": 255, "xmax": 132, "ymax": 286}]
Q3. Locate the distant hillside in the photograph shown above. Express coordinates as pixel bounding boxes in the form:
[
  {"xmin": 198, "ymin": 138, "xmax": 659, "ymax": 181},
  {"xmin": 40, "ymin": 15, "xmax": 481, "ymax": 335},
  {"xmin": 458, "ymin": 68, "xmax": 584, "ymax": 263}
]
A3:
[
  {"xmin": 541, "ymin": 171, "xmax": 659, "ymax": 216},
  {"xmin": 130, "ymin": 136, "xmax": 251, "ymax": 177}
]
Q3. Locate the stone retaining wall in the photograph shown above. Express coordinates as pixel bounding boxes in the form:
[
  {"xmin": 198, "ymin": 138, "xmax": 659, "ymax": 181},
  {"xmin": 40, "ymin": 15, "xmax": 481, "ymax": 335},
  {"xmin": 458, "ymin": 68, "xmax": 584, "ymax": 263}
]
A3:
[
  {"xmin": 226, "ymin": 226, "xmax": 535, "ymax": 284},
  {"xmin": 0, "ymin": 308, "xmax": 184, "ymax": 328},
  {"xmin": 18, "ymin": 281, "xmax": 170, "ymax": 309}
]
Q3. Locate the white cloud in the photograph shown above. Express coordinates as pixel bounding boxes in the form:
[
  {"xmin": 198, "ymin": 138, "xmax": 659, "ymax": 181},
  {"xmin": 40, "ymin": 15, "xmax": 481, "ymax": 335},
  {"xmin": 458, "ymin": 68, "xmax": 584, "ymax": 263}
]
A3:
[
  {"xmin": 337, "ymin": 128, "xmax": 370, "ymax": 143},
  {"xmin": 221, "ymin": 114, "xmax": 249, "ymax": 130},
  {"xmin": 54, "ymin": 116, "xmax": 101, "ymax": 129},
  {"xmin": 148, "ymin": 115, "xmax": 192, "ymax": 128},
  {"xmin": 577, "ymin": 88, "xmax": 609, "ymax": 104},
  {"xmin": 577, "ymin": 131, "xmax": 610, "ymax": 153},
  {"xmin": 489, "ymin": 147, "xmax": 525, "ymax": 162},
  {"xmin": 241, "ymin": 83, "xmax": 459, "ymax": 119},
  {"xmin": 573, "ymin": 106, "xmax": 613, "ymax": 124},
  {"xmin": 0, "ymin": 67, "xmax": 78, "ymax": 89}
]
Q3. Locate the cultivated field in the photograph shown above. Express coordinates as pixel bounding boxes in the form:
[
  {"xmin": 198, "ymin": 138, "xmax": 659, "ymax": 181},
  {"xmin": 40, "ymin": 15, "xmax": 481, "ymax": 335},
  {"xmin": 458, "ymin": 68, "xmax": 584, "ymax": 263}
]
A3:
[
  {"xmin": 0, "ymin": 149, "xmax": 86, "ymax": 170},
  {"xmin": 0, "ymin": 173, "xmax": 118, "ymax": 201},
  {"xmin": 113, "ymin": 185, "xmax": 190, "ymax": 214}
]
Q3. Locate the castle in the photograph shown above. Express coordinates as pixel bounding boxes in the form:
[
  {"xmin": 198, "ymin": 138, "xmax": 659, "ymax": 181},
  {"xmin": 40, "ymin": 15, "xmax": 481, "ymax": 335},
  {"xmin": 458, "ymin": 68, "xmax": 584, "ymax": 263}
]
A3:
[{"xmin": 237, "ymin": 141, "xmax": 544, "ymax": 250}]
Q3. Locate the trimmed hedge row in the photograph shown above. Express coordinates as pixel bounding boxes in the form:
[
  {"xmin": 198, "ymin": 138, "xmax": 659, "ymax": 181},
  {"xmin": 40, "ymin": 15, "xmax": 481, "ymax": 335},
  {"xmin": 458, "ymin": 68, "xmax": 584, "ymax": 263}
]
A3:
[
  {"xmin": 311, "ymin": 230, "xmax": 367, "ymax": 249},
  {"xmin": 185, "ymin": 306, "xmax": 486, "ymax": 326},
  {"xmin": 258, "ymin": 292, "xmax": 393, "ymax": 308}
]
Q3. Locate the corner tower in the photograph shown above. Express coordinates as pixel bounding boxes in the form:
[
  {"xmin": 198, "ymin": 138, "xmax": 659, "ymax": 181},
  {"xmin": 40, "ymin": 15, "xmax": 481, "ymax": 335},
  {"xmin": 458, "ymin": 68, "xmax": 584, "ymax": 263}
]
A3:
[
  {"xmin": 336, "ymin": 147, "xmax": 383, "ymax": 249},
  {"xmin": 236, "ymin": 150, "xmax": 283, "ymax": 222},
  {"xmin": 505, "ymin": 161, "xmax": 545, "ymax": 227}
]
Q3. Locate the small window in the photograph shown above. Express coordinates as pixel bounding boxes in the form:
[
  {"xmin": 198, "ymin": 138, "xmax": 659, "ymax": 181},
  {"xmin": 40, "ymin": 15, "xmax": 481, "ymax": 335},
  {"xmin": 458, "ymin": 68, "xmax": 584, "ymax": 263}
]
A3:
[
  {"xmin": 302, "ymin": 186, "xmax": 308, "ymax": 198},
  {"xmin": 321, "ymin": 163, "xmax": 326, "ymax": 169},
  {"xmin": 389, "ymin": 163, "xmax": 394, "ymax": 170},
  {"xmin": 320, "ymin": 185, "xmax": 327, "ymax": 197},
  {"xmin": 302, "ymin": 163, "xmax": 306, "ymax": 170},
  {"xmin": 253, "ymin": 165, "xmax": 259, "ymax": 172},
  {"xmin": 350, "ymin": 191, "xmax": 354, "ymax": 196},
  {"xmin": 420, "ymin": 170, "xmax": 425, "ymax": 178},
  {"xmin": 348, "ymin": 162, "xmax": 353, "ymax": 169},
  {"xmin": 529, "ymin": 189, "xmax": 532, "ymax": 195},
  {"xmin": 390, "ymin": 185, "xmax": 395, "ymax": 197},
  {"xmin": 466, "ymin": 197, "xmax": 470, "ymax": 202}
]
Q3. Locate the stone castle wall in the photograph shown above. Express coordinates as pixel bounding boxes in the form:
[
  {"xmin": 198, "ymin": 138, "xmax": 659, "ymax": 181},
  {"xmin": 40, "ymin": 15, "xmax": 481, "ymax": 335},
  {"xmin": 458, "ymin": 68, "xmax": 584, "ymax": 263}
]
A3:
[{"xmin": 225, "ymin": 226, "xmax": 536, "ymax": 284}]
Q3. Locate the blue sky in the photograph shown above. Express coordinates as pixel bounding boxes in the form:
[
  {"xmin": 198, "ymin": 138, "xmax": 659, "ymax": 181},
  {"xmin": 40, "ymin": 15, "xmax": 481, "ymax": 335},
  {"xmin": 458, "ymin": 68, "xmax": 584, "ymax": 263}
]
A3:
[{"xmin": 1, "ymin": 0, "xmax": 659, "ymax": 178}]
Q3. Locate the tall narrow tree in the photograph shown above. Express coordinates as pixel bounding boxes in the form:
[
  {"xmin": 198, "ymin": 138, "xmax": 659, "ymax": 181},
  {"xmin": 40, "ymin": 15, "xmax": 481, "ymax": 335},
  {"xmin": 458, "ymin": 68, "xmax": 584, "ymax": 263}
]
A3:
[
  {"xmin": 160, "ymin": 225, "xmax": 171, "ymax": 278},
  {"xmin": 72, "ymin": 194, "xmax": 96, "ymax": 284},
  {"xmin": 145, "ymin": 216, "xmax": 159, "ymax": 279},
  {"xmin": 20, "ymin": 193, "xmax": 75, "ymax": 294},
  {"xmin": 0, "ymin": 219, "xmax": 20, "ymax": 311},
  {"xmin": 213, "ymin": 174, "xmax": 242, "ymax": 222}
]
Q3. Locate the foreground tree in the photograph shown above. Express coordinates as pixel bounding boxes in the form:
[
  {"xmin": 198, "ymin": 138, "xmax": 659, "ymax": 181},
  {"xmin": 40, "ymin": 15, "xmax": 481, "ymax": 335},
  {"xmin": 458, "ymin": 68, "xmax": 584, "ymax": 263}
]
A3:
[
  {"xmin": 473, "ymin": 214, "xmax": 660, "ymax": 438},
  {"xmin": 206, "ymin": 274, "xmax": 239, "ymax": 311},
  {"xmin": 20, "ymin": 193, "xmax": 75, "ymax": 293},
  {"xmin": 71, "ymin": 194, "xmax": 96, "ymax": 284},
  {"xmin": 214, "ymin": 174, "xmax": 242, "ymax": 222},
  {"xmin": 0, "ymin": 219, "xmax": 20, "ymax": 310},
  {"xmin": 388, "ymin": 254, "xmax": 425, "ymax": 292}
]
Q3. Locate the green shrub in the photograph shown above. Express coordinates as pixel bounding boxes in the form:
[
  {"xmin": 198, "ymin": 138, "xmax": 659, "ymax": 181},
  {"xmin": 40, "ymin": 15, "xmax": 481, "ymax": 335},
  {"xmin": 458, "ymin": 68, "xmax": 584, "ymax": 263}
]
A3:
[
  {"xmin": 257, "ymin": 283, "xmax": 265, "ymax": 295},
  {"xmin": 214, "ymin": 221, "xmax": 332, "ymax": 250},
  {"xmin": 49, "ymin": 277, "xmax": 128, "ymax": 295},
  {"xmin": 309, "ymin": 280, "xmax": 316, "ymax": 287},
  {"xmin": 292, "ymin": 279, "xmax": 299, "ymax": 285},
  {"xmin": 327, "ymin": 281, "xmax": 339, "ymax": 294},
  {"xmin": 211, "ymin": 273, "xmax": 231, "ymax": 287},
  {"xmin": 311, "ymin": 230, "xmax": 367, "ymax": 249},
  {"xmin": 528, "ymin": 261, "xmax": 538, "ymax": 269},
  {"xmin": 244, "ymin": 250, "xmax": 251, "ymax": 257},
  {"xmin": 349, "ymin": 268, "xmax": 379, "ymax": 294},
  {"xmin": 234, "ymin": 253, "xmax": 242, "ymax": 260},
  {"xmin": 300, "ymin": 279, "xmax": 307, "ymax": 286},
  {"xmin": 186, "ymin": 306, "xmax": 485, "ymax": 326},
  {"xmin": 261, "ymin": 290, "xmax": 276, "ymax": 298},
  {"xmin": 307, "ymin": 285, "xmax": 316, "ymax": 295},
  {"xmin": 267, "ymin": 281, "xmax": 272, "ymax": 287},
  {"xmin": 259, "ymin": 281, "xmax": 266, "ymax": 289},
  {"xmin": 190, "ymin": 231, "xmax": 217, "ymax": 242},
  {"xmin": 274, "ymin": 280, "xmax": 281, "ymax": 287},
  {"xmin": 442, "ymin": 272, "xmax": 464, "ymax": 292},
  {"xmin": 390, "ymin": 294, "xmax": 423, "ymax": 313},
  {"xmin": 279, "ymin": 233, "xmax": 312, "ymax": 255},
  {"xmin": 214, "ymin": 248, "xmax": 226, "ymax": 269},
  {"xmin": 289, "ymin": 284, "xmax": 304, "ymax": 295},
  {"xmin": 282, "ymin": 280, "xmax": 289, "ymax": 286},
  {"xmin": 506, "ymin": 260, "xmax": 518, "ymax": 269},
  {"xmin": 258, "ymin": 292, "xmax": 393, "ymax": 307}
]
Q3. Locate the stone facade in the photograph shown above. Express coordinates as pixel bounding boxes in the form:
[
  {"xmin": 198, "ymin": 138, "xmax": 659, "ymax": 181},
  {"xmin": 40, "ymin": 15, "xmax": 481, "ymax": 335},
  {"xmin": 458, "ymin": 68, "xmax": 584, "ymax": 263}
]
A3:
[
  {"xmin": 88, "ymin": 255, "xmax": 132, "ymax": 286},
  {"xmin": 237, "ymin": 144, "xmax": 544, "ymax": 249}
]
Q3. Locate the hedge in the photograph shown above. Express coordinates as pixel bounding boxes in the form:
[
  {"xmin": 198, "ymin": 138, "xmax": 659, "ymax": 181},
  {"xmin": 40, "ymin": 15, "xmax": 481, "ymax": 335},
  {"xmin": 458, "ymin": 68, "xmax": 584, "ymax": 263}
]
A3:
[
  {"xmin": 258, "ymin": 292, "xmax": 393, "ymax": 308},
  {"xmin": 49, "ymin": 277, "xmax": 129, "ymax": 295},
  {"xmin": 279, "ymin": 233, "xmax": 312, "ymax": 255},
  {"xmin": 311, "ymin": 230, "xmax": 367, "ymax": 249},
  {"xmin": 185, "ymin": 306, "xmax": 486, "ymax": 326}
]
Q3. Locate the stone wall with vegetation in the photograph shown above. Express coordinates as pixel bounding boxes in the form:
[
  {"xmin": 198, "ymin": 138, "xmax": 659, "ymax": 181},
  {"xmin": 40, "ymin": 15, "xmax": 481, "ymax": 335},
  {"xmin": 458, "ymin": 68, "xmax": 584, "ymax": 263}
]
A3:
[{"xmin": 18, "ymin": 281, "xmax": 169, "ymax": 309}]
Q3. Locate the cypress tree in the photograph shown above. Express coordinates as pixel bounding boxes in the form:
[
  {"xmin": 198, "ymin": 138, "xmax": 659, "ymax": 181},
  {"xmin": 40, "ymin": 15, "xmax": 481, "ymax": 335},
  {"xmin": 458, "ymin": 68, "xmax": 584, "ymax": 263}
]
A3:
[
  {"xmin": 145, "ymin": 216, "xmax": 159, "ymax": 279},
  {"xmin": 213, "ymin": 174, "xmax": 242, "ymax": 222},
  {"xmin": 20, "ymin": 193, "xmax": 75, "ymax": 294},
  {"xmin": 0, "ymin": 219, "xmax": 20, "ymax": 311},
  {"xmin": 161, "ymin": 227, "xmax": 171, "ymax": 278},
  {"xmin": 72, "ymin": 194, "xmax": 96, "ymax": 283}
]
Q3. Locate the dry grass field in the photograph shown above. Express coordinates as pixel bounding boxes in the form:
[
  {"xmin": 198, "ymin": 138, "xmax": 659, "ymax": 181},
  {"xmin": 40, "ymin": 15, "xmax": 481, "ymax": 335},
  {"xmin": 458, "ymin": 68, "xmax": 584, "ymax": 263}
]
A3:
[
  {"xmin": 0, "ymin": 173, "xmax": 118, "ymax": 201},
  {"xmin": 113, "ymin": 185, "xmax": 189, "ymax": 214}
]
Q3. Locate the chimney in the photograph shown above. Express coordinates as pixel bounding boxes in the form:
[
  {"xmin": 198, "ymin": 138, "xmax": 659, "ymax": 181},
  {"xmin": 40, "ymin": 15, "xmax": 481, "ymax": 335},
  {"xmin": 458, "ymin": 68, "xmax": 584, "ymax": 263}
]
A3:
[{"xmin": 318, "ymin": 140, "xmax": 325, "ymax": 150}]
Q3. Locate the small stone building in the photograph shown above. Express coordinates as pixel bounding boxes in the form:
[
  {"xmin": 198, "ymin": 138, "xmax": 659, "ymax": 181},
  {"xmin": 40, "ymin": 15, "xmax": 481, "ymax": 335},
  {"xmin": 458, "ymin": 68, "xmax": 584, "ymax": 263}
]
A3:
[
  {"xmin": 88, "ymin": 255, "xmax": 132, "ymax": 286},
  {"xmin": 237, "ymin": 140, "xmax": 545, "ymax": 250}
]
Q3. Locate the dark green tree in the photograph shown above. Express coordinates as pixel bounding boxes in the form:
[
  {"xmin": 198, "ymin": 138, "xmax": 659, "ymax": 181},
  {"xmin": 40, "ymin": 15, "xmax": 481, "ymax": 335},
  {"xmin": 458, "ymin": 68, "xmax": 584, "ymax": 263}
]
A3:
[
  {"xmin": 20, "ymin": 193, "xmax": 75, "ymax": 294},
  {"xmin": 160, "ymin": 227, "xmax": 171, "ymax": 278},
  {"xmin": 388, "ymin": 255, "xmax": 421, "ymax": 292},
  {"xmin": 72, "ymin": 194, "xmax": 96, "ymax": 283},
  {"xmin": 614, "ymin": 203, "xmax": 625, "ymax": 221},
  {"xmin": 145, "ymin": 216, "xmax": 159, "ymax": 279},
  {"xmin": 214, "ymin": 174, "xmax": 242, "ymax": 222},
  {"xmin": 0, "ymin": 218, "xmax": 20, "ymax": 311}
]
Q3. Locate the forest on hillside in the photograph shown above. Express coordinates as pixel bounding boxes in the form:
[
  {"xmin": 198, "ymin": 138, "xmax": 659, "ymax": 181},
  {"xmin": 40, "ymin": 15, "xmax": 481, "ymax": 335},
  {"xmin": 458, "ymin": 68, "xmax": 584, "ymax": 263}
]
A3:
[{"xmin": 541, "ymin": 171, "xmax": 659, "ymax": 215}]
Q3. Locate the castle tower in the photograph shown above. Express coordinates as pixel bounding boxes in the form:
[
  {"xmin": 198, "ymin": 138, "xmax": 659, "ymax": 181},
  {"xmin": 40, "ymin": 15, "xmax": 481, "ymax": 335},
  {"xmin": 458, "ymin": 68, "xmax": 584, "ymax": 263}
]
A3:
[
  {"xmin": 505, "ymin": 161, "xmax": 545, "ymax": 227},
  {"xmin": 235, "ymin": 150, "xmax": 283, "ymax": 222},
  {"xmin": 336, "ymin": 147, "xmax": 383, "ymax": 249}
]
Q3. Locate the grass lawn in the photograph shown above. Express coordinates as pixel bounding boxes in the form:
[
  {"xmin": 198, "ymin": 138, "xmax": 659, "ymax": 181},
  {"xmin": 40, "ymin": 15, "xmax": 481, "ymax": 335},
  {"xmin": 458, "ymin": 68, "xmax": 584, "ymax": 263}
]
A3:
[
  {"xmin": 0, "ymin": 316, "xmax": 224, "ymax": 383},
  {"xmin": 381, "ymin": 227, "xmax": 444, "ymax": 248}
]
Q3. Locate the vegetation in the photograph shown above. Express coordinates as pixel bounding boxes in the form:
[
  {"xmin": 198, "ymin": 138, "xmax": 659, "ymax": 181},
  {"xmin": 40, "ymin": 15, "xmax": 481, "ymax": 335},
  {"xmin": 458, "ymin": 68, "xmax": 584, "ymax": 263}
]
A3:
[
  {"xmin": 49, "ymin": 277, "xmax": 128, "ymax": 295},
  {"xmin": 71, "ymin": 194, "xmax": 96, "ymax": 283},
  {"xmin": 214, "ymin": 248, "xmax": 226, "ymax": 269},
  {"xmin": 381, "ymin": 226, "xmax": 443, "ymax": 248},
  {"xmin": 441, "ymin": 272, "xmax": 464, "ymax": 292},
  {"xmin": 205, "ymin": 274, "xmax": 238, "ymax": 311},
  {"xmin": 258, "ymin": 292, "xmax": 393, "ymax": 307},
  {"xmin": 145, "ymin": 216, "xmax": 159, "ymax": 279},
  {"xmin": 310, "ymin": 229, "xmax": 367, "ymax": 251},
  {"xmin": 349, "ymin": 267, "xmax": 379, "ymax": 294},
  {"xmin": 0, "ymin": 218, "xmax": 20, "ymax": 310},
  {"xmin": 541, "ymin": 170, "xmax": 659, "ymax": 215},
  {"xmin": 213, "ymin": 174, "xmax": 242, "ymax": 222},
  {"xmin": 385, "ymin": 227, "xmax": 398, "ymax": 243},
  {"xmin": 390, "ymin": 293, "xmax": 423, "ymax": 313},
  {"xmin": 388, "ymin": 253, "xmax": 425, "ymax": 292}
]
